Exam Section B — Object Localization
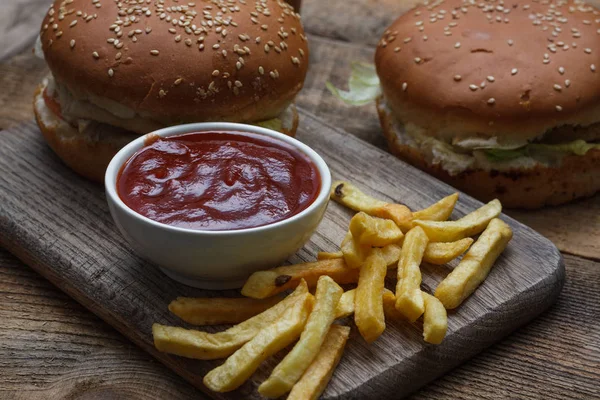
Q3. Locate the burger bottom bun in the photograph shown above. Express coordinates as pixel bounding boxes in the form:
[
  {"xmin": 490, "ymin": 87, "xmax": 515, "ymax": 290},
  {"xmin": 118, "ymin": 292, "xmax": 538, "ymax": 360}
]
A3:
[
  {"xmin": 33, "ymin": 84, "xmax": 299, "ymax": 183},
  {"xmin": 377, "ymin": 98, "xmax": 600, "ymax": 209}
]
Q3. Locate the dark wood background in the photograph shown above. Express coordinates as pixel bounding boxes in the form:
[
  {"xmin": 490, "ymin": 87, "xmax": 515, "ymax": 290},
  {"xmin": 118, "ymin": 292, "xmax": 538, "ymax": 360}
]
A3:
[{"xmin": 1, "ymin": 0, "xmax": 599, "ymax": 399}]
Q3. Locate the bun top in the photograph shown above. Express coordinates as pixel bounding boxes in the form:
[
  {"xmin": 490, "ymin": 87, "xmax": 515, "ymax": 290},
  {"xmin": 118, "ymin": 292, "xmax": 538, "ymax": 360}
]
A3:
[
  {"xmin": 39, "ymin": 0, "xmax": 309, "ymax": 123},
  {"xmin": 375, "ymin": 0, "xmax": 600, "ymax": 142}
]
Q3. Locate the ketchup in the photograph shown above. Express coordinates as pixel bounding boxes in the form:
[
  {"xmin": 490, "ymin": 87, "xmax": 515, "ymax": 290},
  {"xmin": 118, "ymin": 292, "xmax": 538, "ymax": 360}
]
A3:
[{"xmin": 117, "ymin": 131, "xmax": 321, "ymax": 231}]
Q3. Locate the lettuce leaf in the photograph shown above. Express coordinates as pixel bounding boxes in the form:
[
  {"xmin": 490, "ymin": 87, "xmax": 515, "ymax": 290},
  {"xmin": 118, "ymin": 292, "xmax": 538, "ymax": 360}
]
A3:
[
  {"xmin": 325, "ymin": 62, "xmax": 381, "ymax": 106},
  {"xmin": 255, "ymin": 117, "xmax": 283, "ymax": 133},
  {"xmin": 484, "ymin": 139, "xmax": 600, "ymax": 162}
]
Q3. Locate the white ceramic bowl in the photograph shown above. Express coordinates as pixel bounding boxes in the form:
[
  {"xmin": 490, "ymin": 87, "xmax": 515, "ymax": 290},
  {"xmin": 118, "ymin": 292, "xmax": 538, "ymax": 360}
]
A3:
[{"xmin": 105, "ymin": 123, "xmax": 331, "ymax": 290}]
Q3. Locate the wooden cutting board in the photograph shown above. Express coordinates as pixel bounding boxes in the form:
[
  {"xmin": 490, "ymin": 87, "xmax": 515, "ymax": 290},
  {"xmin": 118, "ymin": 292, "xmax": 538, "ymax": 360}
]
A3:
[{"xmin": 0, "ymin": 111, "xmax": 564, "ymax": 399}]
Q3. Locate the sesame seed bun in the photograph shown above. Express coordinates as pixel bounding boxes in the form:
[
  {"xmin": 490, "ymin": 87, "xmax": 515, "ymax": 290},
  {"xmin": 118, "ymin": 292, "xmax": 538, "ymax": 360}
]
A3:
[
  {"xmin": 375, "ymin": 0, "xmax": 600, "ymax": 144},
  {"xmin": 377, "ymin": 97, "xmax": 600, "ymax": 209},
  {"xmin": 39, "ymin": 0, "xmax": 308, "ymax": 125}
]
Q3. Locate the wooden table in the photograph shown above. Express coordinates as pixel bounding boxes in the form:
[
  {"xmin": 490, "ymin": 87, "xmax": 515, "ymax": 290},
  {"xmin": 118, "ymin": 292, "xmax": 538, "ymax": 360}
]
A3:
[{"xmin": 1, "ymin": 1, "xmax": 599, "ymax": 399}]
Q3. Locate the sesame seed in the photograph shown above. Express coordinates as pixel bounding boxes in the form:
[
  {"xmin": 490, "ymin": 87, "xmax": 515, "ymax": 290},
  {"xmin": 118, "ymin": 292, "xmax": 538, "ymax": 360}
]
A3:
[
  {"xmin": 264, "ymin": 44, "xmax": 269, "ymax": 53},
  {"xmin": 558, "ymin": 67, "xmax": 565, "ymax": 75},
  {"xmin": 592, "ymin": 64, "xmax": 597, "ymax": 72},
  {"xmin": 394, "ymin": 47, "xmax": 401, "ymax": 52},
  {"xmin": 92, "ymin": 51, "xmax": 99, "ymax": 59},
  {"xmin": 234, "ymin": 80, "xmax": 242, "ymax": 88},
  {"xmin": 455, "ymin": 42, "xmax": 461, "ymax": 49},
  {"xmin": 236, "ymin": 61, "xmax": 242, "ymax": 70},
  {"xmin": 454, "ymin": 75, "xmax": 462, "ymax": 81},
  {"xmin": 511, "ymin": 68, "xmax": 518, "ymax": 75},
  {"xmin": 291, "ymin": 56, "xmax": 300, "ymax": 65},
  {"xmin": 402, "ymin": 82, "xmax": 408, "ymax": 91},
  {"xmin": 222, "ymin": 50, "xmax": 227, "ymax": 57},
  {"xmin": 543, "ymin": 59, "xmax": 551, "ymax": 64},
  {"xmin": 174, "ymin": 78, "xmax": 183, "ymax": 85},
  {"xmin": 487, "ymin": 98, "xmax": 496, "ymax": 105},
  {"xmin": 507, "ymin": 39, "xmax": 514, "ymax": 46},
  {"xmin": 487, "ymin": 76, "xmax": 495, "ymax": 82},
  {"xmin": 584, "ymin": 48, "xmax": 592, "ymax": 54},
  {"xmin": 212, "ymin": 44, "xmax": 220, "ymax": 49},
  {"xmin": 258, "ymin": 66, "xmax": 264, "ymax": 75},
  {"xmin": 150, "ymin": 50, "xmax": 159, "ymax": 55},
  {"xmin": 556, "ymin": 105, "xmax": 563, "ymax": 112},
  {"xmin": 553, "ymin": 84, "xmax": 562, "ymax": 91},
  {"xmin": 70, "ymin": 39, "xmax": 76, "ymax": 48},
  {"xmin": 108, "ymin": 68, "xmax": 114, "ymax": 77},
  {"xmin": 414, "ymin": 57, "xmax": 422, "ymax": 64},
  {"xmin": 404, "ymin": 37, "xmax": 412, "ymax": 43},
  {"xmin": 469, "ymin": 84, "xmax": 478, "ymax": 91},
  {"xmin": 198, "ymin": 44, "xmax": 204, "ymax": 50},
  {"xmin": 70, "ymin": 20, "xmax": 77, "ymax": 27},
  {"xmin": 212, "ymin": 70, "xmax": 220, "ymax": 76},
  {"xmin": 565, "ymin": 79, "xmax": 571, "ymax": 87},
  {"xmin": 159, "ymin": 90, "xmax": 166, "ymax": 98}
]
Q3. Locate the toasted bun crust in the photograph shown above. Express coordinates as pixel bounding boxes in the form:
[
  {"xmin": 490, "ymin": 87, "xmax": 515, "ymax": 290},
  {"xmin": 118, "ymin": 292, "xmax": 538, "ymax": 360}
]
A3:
[
  {"xmin": 34, "ymin": 83, "xmax": 299, "ymax": 182},
  {"xmin": 375, "ymin": 0, "xmax": 600, "ymax": 143},
  {"xmin": 39, "ymin": 0, "xmax": 308, "ymax": 124},
  {"xmin": 377, "ymin": 98, "xmax": 600, "ymax": 209}
]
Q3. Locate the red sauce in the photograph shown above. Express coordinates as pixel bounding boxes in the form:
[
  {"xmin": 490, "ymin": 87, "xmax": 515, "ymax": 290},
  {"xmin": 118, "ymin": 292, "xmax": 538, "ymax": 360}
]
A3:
[
  {"xmin": 117, "ymin": 131, "xmax": 321, "ymax": 231},
  {"xmin": 43, "ymin": 88, "xmax": 63, "ymax": 120}
]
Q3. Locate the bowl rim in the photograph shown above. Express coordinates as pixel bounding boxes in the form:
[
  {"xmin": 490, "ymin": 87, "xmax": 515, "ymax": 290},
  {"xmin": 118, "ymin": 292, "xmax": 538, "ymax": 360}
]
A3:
[{"xmin": 105, "ymin": 122, "xmax": 332, "ymax": 236}]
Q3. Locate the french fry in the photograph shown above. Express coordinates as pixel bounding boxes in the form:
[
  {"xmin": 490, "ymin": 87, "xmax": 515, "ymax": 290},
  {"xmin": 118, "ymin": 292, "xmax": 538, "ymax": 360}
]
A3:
[
  {"xmin": 203, "ymin": 287, "xmax": 314, "ymax": 392},
  {"xmin": 330, "ymin": 180, "xmax": 413, "ymax": 231},
  {"xmin": 355, "ymin": 250, "xmax": 387, "ymax": 343},
  {"xmin": 317, "ymin": 251, "xmax": 344, "ymax": 260},
  {"xmin": 335, "ymin": 288, "xmax": 398, "ymax": 319},
  {"xmin": 435, "ymin": 218, "xmax": 513, "ymax": 309},
  {"xmin": 422, "ymin": 292, "xmax": 448, "ymax": 344},
  {"xmin": 258, "ymin": 276, "xmax": 343, "ymax": 398},
  {"xmin": 412, "ymin": 193, "xmax": 459, "ymax": 222},
  {"xmin": 287, "ymin": 325, "xmax": 351, "ymax": 400},
  {"xmin": 153, "ymin": 281, "xmax": 308, "ymax": 360},
  {"xmin": 340, "ymin": 232, "xmax": 371, "ymax": 269},
  {"xmin": 414, "ymin": 199, "xmax": 502, "ymax": 242},
  {"xmin": 349, "ymin": 212, "xmax": 404, "ymax": 247},
  {"xmin": 423, "ymin": 238, "xmax": 474, "ymax": 265},
  {"xmin": 335, "ymin": 290, "xmax": 355, "ymax": 319},
  {"xmin": 168, "ymin": 296, "xmax": 282, "ymax": 326},
  {"xmin": 395, "ymin": 226, "xmax": 429, "ymax": 322},
  {"xmin": 241, "ymin": 259, "xmax": 357, "ymax": 299}
]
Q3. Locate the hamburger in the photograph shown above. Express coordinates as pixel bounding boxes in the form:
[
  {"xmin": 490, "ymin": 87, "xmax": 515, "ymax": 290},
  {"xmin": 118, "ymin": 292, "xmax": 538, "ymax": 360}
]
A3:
[
  {"xmin": 34, "ymin": 0, "xmax": 309, "ymax": 182},
  {"xmin": 331, "ymin": 0, "xmax": 600, "ymax": 209}
]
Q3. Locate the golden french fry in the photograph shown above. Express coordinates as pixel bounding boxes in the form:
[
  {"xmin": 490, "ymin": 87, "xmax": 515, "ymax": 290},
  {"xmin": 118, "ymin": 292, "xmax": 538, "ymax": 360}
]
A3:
[
  {"xmin": 335, "ymin": 288, "xmax": 397, "ymax": 319},
  {"xmin": 414, "ymin": 199, "xmax": 502, "ymax": 242},
  {"xmin": 423, "ymin": 238, "xmax": 474, "ymax": 265},
  {"xmin": 317, "ymin": 251, "xmax": 344, "ymax": 260},
  {"xmin": 355, "ymin": 250, "xmax": 387, "ymax": 343},
  {"xmin": 435, "ymin": 218, "xmax": 513, "ymax": 309},
  {"xmin": 287, "ymin": 325, "xmax": 350, "ymax": 400},
  {"xmin": 330, "ymin": 180, "xmax": 413, "ymax": 231},
  {"xmin": 349, "ymin": 212, "xmax": 404, "ymax": 247},
  {"xmin": 412, "ymin": 193, "xmax": 459, "ymax": 222},
  {"xmin": 259, "ymin": 276, "xmax": 343, "ymax": 398},
  {"xmin": 241, "ymin": 259, "xmax": 357, "ymax": 299},
  {"xmin": 335, "ymin": 290, "xmax": 355, "ymax": 319},
  {"xmin": 153, "ymin": 281, "xmax": 309, "ymax": 360},
  {"xmin": 422, "ymin": 292, "xmax": 448, "ymax": 344},
  {"xmin": 169, "ymin": 296, "xmax": 283, "ymax": 326},
  {"xmin": 340, "ymin": 231, "xmax": 371, "ymax": 269},
  {"xmin": 382, "ymin": 290, "xmax": 404, "ymax": 320},
  {"xmin": 395, "ymin": 226, "xmax": 429, "ymax": 322},
  {"xmin": 203, "ymin": 288, "xmax": 314, "ymax": 392},
  {"xmin": 380, "ymin": 243, "xmax": 402, "ymax": 266}
]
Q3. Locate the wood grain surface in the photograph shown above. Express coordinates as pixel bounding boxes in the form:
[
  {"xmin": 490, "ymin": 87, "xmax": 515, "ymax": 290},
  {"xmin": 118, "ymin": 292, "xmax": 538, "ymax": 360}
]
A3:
[
  {"xmin": 1, "ymin": 0, "xmax": 599, "ymax": 398},
  {"xmin": 0, "ymin": 115, "xmax": 564, "ymax": 399}
]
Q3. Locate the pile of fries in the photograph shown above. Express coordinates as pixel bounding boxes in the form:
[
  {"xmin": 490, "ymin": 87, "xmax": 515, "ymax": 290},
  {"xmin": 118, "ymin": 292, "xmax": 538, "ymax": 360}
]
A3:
[{"xmin": 153, "ymin": 180, "xmax": 513, "ymax": 399}]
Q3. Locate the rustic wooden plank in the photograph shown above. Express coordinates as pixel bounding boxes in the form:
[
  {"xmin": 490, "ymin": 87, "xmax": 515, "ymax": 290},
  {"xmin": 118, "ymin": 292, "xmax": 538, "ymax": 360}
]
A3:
[
  {"xmin": 0, "ymin": 114, "xmax": 563, "ymax": 399},
  {"xmin": 2, "ymin": 248, "xmax": 598, "ymax": 399}
]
